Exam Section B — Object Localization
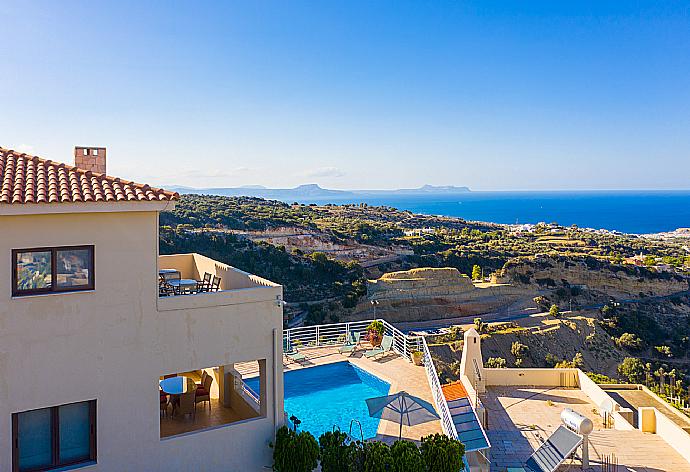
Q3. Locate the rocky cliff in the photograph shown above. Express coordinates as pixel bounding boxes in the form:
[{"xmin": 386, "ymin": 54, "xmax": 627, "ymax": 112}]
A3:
[
  {"xmin": 357, "ymin": 267, "xmax": 525, "ymax": 322},
  {"xmin": 494, "ymin": 255, "xmax": 688, "ymax": 298}
]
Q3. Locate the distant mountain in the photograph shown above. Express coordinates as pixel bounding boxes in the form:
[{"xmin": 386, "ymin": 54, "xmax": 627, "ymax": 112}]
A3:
[{"xmin": 166, "ymin": 183, "xmax": 470, "ymax": 201}]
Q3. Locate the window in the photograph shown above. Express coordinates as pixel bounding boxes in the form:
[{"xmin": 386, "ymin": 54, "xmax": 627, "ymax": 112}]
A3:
[
  {"xmin": 12, "ymin": 246, "xmax": 94, "ymax": 296},
  {"xmin": 12, "ymin": 401, "xmax": 96, "ymax": 472},
  {"xmin": 92, "ymin": 149, "xmax": 98, "ymax": 156},
  {"xmin": 82, "ymin": 148, "xmax": 88, "ymax": 156}
]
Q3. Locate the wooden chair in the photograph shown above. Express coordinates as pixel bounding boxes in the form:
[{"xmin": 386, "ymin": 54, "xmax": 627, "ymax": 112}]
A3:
[
  {"xmin": 210, "ymin": 275, "xmax": 221, "ymax": 292},
  {"xmin": 177, "ymin": 391, "xmax": 195, "ymax": 420},
  {"xmin": 160, "ymin": 272, "xmax": 180, "ymax": 297},
  {"xmin": 197, "ymin": 272, "xmax": 212, "ymax": 292},
  {"xmin": 195, "ymin": 371, "xmax": 214, "ymax": 411},
  {"xmin": 160, "ymin": 390, "xmax": 169, "ymax": 417}
]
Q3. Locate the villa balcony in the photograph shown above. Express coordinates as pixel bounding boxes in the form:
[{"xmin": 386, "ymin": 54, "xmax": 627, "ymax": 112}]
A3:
[{"xmin": 157, "ymin": 253, "xmax": 282, "ymax": 311}]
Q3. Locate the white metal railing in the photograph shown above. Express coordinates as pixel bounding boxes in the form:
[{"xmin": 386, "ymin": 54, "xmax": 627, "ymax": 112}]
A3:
[
  {"xmin": 421, "ymin": 336, "xmax": 459, "ymax": 439},
  {"xmin": 284, "ymin": 319, "xmax": 423, "ymax": 361},
  {"xmin": 284, "ymin": 319, "xmax": 458, "ymax": 440},
  {"xmin": 242, "ymin": 380, "xmax": 260, "ymax": 405}
]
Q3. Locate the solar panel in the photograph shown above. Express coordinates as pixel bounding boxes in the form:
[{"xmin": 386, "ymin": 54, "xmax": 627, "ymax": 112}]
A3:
[
  {"xmin": 446, "ymin": 398, "xmax": 490, "ymax": 452},
  {"xmin": 525, "ymin": 426, "xmax": 582, "ymax": 472}
]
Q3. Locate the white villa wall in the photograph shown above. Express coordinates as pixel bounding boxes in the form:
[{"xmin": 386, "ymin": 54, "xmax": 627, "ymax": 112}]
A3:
[{"xmin": 0, "ymin": 210, "xmax": 284, "ymax": 471}]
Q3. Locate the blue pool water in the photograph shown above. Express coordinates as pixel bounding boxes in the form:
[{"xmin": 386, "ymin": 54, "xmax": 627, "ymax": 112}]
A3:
[{"xmin": 245, "ymin": 361, "xmax": 390, "ymax": 440}]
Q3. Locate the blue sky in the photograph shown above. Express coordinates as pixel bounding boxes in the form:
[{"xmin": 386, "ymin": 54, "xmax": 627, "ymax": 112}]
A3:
[{"xmin": 1, "ymin": 1, "xmax": 689, "ymax": 190}]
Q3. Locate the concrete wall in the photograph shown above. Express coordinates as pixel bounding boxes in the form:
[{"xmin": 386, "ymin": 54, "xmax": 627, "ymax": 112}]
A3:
[
  {"xmin": 0, "ymin": 210, "xmax": 284, "ymax": 471},
  {"xmin": 484, "ymin": 368, "xmax": 579, "ymax": 387},
  {"xmin": 639, "ymin": 407, "xmax": 690, "ymax": 463}
]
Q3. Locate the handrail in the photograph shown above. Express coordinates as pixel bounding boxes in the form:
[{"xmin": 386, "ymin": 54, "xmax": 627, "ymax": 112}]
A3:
[
  {"xmin": 240, "ymin": 379, "xmax": 260, "ymax": 405},
  {"xmin": 421, "ymin": 336, "xmax": 459, "ymax": 439}
]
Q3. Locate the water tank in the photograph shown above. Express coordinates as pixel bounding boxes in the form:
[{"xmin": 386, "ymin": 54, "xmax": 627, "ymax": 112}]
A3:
[{"xmin": 561, "ymin": 408, "xmax": 594, "ymax": 435}]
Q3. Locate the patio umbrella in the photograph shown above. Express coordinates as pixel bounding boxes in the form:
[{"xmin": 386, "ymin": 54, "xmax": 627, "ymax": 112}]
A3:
[{"xmin": 366, "ymin": 391, "xmax": 440, "ymax": 440}]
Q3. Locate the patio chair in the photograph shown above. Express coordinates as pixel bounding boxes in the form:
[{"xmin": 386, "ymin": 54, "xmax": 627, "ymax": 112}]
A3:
[
  {"xmin": 284, "ymin": 346, "xmax": 307, "ymax": 364},
  {"xmin": 159, "ymin": 271, "xmax": 180, "ymax": 297},
  {"xmin": 364, "ymin": 335, "xmax": 394, "ymax": 359},
  {"xmin": 338, "ymin": 331, "xmax": 361, "ymax": 355},
  {"xmin": 210, "ymin": 275, "xmax": 221, "ymax": 292},
  {"xmin": 195, "ymin": 371, "xmax": 214, "ymax": 411},
  {"xmin": 160, "ymin": 390, "xmax": 169, "ymax": 417},
  {"xmin": 196, "ymin": 272, "xmax": 212, "ymax": 292},
  {"xmin": 176, "ymin": 391, "xmax": 195, "ymax": 420}
]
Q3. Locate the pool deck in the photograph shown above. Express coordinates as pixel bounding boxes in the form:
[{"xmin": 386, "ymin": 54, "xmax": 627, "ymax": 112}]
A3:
[{"xmin": 236, "ymin": 345, "xmax": 443, "ymax": 443}]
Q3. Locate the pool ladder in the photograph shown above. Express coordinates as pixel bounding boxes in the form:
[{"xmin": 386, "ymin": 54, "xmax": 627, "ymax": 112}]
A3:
[
  {"xmin": 349, "ymin": 419, "xmax": 364, "ymax": 444},
  {"xmin": 331, "ymin": 419, "xmax": 364, "ymax": 444}
]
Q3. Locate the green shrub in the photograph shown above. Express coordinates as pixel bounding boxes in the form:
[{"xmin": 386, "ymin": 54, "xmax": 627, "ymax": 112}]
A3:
[
  {"xmin": 485, "ymin": 357, "xmax": 507, "ymax": 368},
  {"xmin": 319, "ymin": 431, "xmax": 353, "ymax": 472},
  {"xmin": 363, "ymin": 441, "xmax": 393, "ymax": 472},
  {"xmin": 420, "ymin": 434, "xmax": 465, "ymax": 472},
  {"xmin": 272, "ymin": 426, "xmax": 319, "ymax": 472},
  {"xmin": 616, "ymin": 333, "xmax": 643, "ymax": 351},
  {"xmin": 391, "ymin": 440, "xmax": 423, "ymax": 472}
]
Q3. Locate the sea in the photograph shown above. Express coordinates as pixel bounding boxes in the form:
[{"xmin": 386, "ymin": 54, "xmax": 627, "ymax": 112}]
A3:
[{"xmin": 292, "ymin": 191, "xmax": 690, "ymax": 235}]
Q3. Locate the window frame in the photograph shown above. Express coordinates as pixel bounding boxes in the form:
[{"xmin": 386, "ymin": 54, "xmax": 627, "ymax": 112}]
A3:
[
  {"xmin": 12, "ymin": 245, "xmax": 95, "ymax": 297},
  {"xmin": 12, "ymin": 400, "xmax": 97, "ymax": 472}
]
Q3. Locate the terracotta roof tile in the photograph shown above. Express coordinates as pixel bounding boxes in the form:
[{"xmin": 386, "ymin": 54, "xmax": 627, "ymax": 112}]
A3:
[
  {"xmin": 441, "ymin": 381, "xmax": 469, "ymax": 402},
  {"xmin": 0, "ymin": 147, "xmax": 178, "ymax": 206}
]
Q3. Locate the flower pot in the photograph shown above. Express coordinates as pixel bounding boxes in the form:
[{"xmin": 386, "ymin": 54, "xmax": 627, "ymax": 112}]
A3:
[
  {"xmin": 368, "ymin": 331, "xmax": 383, "ymax": 347},
  {"xmin": 412, "ymin": 351, "xmax": 423, "ymax": 366}
]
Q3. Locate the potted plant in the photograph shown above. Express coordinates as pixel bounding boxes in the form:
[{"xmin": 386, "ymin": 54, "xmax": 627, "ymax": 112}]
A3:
[
  {"xmin": 367, "ymin": 320, "xmax": 385, "ymax": 347},
  {"xmin": 411, "ymin": 350, "xmax": 423, "ymax": 366}
]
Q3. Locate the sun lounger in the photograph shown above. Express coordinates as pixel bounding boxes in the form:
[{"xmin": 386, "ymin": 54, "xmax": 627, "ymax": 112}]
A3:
[
  {"xmin": 284, "ymin": 347, "xmax": 306, "ymax": 363},
  {"xmin": 364, "ymin": 335, "xmax": 394, "ymax": 359},
  {"xmin": 338, "ymin": 331, "xmax": 361, "ymax": 355}
]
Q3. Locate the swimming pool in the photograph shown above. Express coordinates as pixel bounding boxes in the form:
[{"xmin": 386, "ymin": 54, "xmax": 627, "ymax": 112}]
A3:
[{"xmin": 246, "ymin": 361, "xmax": 390, "ymax": 440}]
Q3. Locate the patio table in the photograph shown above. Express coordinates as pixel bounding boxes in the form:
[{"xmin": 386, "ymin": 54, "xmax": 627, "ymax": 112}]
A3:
[
  {"xmin": 160, "ymin": 376, "xmax": 197, "ymax": 395},
  {"xmin": 167, "ymin": 278, "xmax": 198, "ymax": 294}
]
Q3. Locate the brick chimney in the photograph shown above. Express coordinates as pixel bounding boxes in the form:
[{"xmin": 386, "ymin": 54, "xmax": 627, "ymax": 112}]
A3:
[{"xmin": 74, "ymin": 146, "xmax": 107, "ymax": 174}]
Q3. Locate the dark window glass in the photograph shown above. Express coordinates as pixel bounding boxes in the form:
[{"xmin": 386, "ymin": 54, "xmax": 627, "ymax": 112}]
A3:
[
  {"xmin": 56, "ymin": 249, "xmax": 92, "ymax": 290},
  {"xmin": 58, "ymin": 403, "xmax": 91, "ymax": 463},
  {"xmin": 16, "ymin": 408, "xmax": 52, "ymax": 471},
  {"xmin": 13, "ymin": 246, "xmax": 94, "ymax": 296},
  {"xmin": 13, "ymin": 401, "xmax": 96, "ymax": 472},
  {"xmin": 15, "ymin": 251, "xmax": 52, "ymax": 292}
]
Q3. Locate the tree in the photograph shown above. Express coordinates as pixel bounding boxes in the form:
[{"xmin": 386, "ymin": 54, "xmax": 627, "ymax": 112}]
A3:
[
  {"xmin": 655, "ymin": 345, "xmax": 673, "ymax": 358},
  {"xmin": 391, "ymin": 440, "xmax": 424, "ymax": 472},
  {"xmin": 420, "ymin": 434, "xmax": 465, "ymax": 472},
  {"xmin": 572, "ymin": 352, "xmax": 584, "ymax": 368},
  {"xmin": 549, "ymin": 304, "xmax": 560, "ymax": 317},
  {"xmin": 511, "ymin": 341, "xmax": 529, "ymax": 360},
  {"xmin": 486, "ymin": 357, "xmax": 507, "ymax": 368},
  {"xmin": 471, "ymin": 265, "xmax": 482, "ymax": 281},
  {"xmin": 617, "ymin": 357, "xmax": 645, "ymax": 383},
  {"xmin": 616, "ymin": 333, "xmax": 643, "ymax": 351},
  {"xmin": 272, "ymin": 426, "xmax": 319, "ymax": 472},
  {"xmin": 473, "ymin": 317, "xmax": 484, "ymax": 334}
]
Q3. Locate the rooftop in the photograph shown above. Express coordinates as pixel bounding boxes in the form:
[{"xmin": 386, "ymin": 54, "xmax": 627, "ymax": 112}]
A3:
[
  {"xmin": 483, "ymin": 385, "xmax": 690, "ymax": 471},
  {"xmin": 0, "ymin": 147, "xmax": 178, "ymax": 205}
]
